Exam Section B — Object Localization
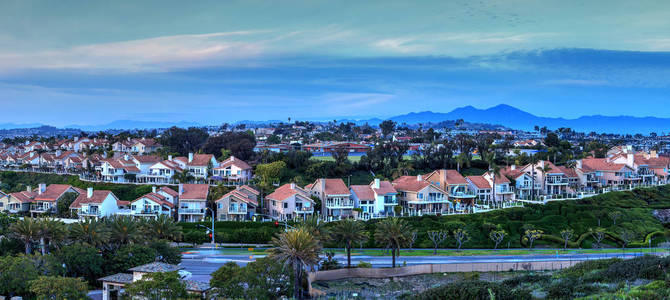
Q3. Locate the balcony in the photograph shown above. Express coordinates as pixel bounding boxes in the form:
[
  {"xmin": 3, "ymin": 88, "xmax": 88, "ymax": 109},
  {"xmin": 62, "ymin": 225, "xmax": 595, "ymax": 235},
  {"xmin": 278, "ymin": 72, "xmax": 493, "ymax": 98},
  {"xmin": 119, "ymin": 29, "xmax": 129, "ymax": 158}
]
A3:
[
  {"xmin": 30, "ymin": 204, "xmax": 52, "ymax": 213},
  {"xmin": 495, "ymin": 188, "xmax": 514, "ymax": 194},
  {"xmin": 449, "ymin": 190, "xmax": 477, "ymax": 198},
  {"xmin": 546, "ymin": 177, "xmax": 569, "ymax": 185},
  {"xmin": 638, "ymin": 169, "xmax": 655, "ymax": 176},
  {"xmin": 179, "ymin": 208, "xmax": 205, "ymax": 214},
  {"xmin": 80, "ymin": 210, "xmax": 101, "ymax": 217},
  {"xmin": 228, "ymin": 206, "xmax": 248, "ymax": 214},
  {"xmin": 383, "ymin": 198, "xmax": 398, "ymax": 205},
  {"xmin": 295, "ymin": 206, "xmax": 313, "ymax": 213},
  {"xmin": 325, "ymin": 200, "xmax": 354, "ymax": 208}
]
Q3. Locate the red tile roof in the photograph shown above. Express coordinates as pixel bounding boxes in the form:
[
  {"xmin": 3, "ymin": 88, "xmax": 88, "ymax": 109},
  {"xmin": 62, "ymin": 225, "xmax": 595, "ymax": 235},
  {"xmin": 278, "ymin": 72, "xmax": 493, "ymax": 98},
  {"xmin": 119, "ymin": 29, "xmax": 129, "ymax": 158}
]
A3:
[
  {"xmin": 581, "ymin": 158, "xmax": 627, "ymax": 172},
  {"xmin": 216, "ymin": 156, "xmax": 251, "ymax": 170},
  {"xmin": 467, "ymin": 176, "xmax": 491, "ymax": 189},
  {"xmin": 350, "ymin": 185, "xmax": 375, "ymax": 200},
  {"xmin": 133, "ymin": 192, "xmax": 174, "ymax": 208},
  {"xmin": 179, "ymin": 184, "xmax": 209, "ymax": 200},
  {"xmin": 371, "ymin": 180, "xmax": 397, "ymax": 195},
  {"xmin": 175, "ymin": 154, "xmax": 214, "ymax": 167},
  {"xmin": 158, "ymin": 187, "xmax": 179, "ymax": 197},
  {"xmin": 392, "ymin": 176, "xmax": 430, "ymax": 192},
  {"xmin": 216, "ymin": 187, "xmax": 258, "ymax": 206},
  {"xmin": 310, "ymin": 178, "xmax": 350, "ymax": 195},
  {"xmin": 266, "ymin": 183, "xmax": 311, "ymax": 202},
  {"xmin": 9, "ymin": 191, "xmax": 37, "ymax": 203},
  {"xmin": 34, "ymin": 184, "xmax": 75, "ymax": 202},
  {"xmin": 70, "ymin": 190, "xmax": 116, "ymax": 208}
]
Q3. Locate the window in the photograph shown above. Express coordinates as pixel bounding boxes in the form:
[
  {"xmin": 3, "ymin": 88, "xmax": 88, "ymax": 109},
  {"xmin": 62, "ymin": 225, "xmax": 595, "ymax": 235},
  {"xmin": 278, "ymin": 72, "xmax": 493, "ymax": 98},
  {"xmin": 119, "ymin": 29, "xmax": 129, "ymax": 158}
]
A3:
[
  {"xmin": 217, "ymin": 203, "xmax": 222, "ymax": 209},
  {"xmin": 131, "ymin": 205, "xmax": 136, "ymax": 210},
  {"xmin": 283, "ymin": 203, "xmax": 288, "ymax": 209},
  {"xmin": 418, "ymin": 193, "xmax": 424, "ymax": 199}
]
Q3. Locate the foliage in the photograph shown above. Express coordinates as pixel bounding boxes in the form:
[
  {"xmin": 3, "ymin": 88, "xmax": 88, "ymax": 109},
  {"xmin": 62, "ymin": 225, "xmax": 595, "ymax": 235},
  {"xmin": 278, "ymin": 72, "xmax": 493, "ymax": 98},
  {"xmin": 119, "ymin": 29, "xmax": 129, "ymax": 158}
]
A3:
[
  {"xmin": 56, "ymin": 192, "xmax": 78, "ymax": 218},
  {"xmin": 106, "ymin": 244, "xmax": 157, "ymax": 275},
  {"xmin": 29, "ymin": 276, "xmax": 88, "ymax": 300},
  {"xmin": 269, "ymin": 228, "xmax": 322, "ymax": 299},
  {"xmin": 329, "ymin": 219, "xmax": 368, "ymax": 267},
  {"xmin": 56, "ymin": 243, "xmax": 105, "ymax": 285},
  {"xmin": 124, "ymin": 271, "xmax": 191, "ymax": 299},
  {"xmin": 210, "ymin": 256, "xmax": 294, "ymax": 300},
  {"xmin": 0, "ymin": 254, "xmax": 61, "ymax": 297},
  {"xmin": 201, "ymin": 131, "xmax": 256, "ymax": 161},
  {"xmin": 319, "ymin": 251, "xmax": 341, "ymax": 270},
  {"xmin": 404, "ymin": 280, "xmax": 532, "ymax": 300},
  {"xmin": 158, "ymin": 126, "xmax": 209, "ymax": 156},
  {"xmin": 374, "ymin": 217, "xmax": 414, "ymax": 267}
]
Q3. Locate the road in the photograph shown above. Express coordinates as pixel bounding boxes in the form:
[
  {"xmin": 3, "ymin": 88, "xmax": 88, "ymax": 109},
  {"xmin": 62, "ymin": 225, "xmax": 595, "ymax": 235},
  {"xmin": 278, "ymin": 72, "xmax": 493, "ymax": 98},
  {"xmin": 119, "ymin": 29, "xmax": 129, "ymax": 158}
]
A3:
[{"xmin": 179, "ymin": 248, "xmax": 652, "ymax": 282}]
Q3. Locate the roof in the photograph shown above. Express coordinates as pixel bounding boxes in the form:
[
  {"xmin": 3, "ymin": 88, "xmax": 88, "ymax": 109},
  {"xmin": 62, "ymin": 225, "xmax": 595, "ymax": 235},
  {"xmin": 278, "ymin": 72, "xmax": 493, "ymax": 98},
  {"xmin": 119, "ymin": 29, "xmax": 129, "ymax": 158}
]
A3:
[
  {"xmin": 557, "ymin": 166, "xmax": 578, "ymax": 178},
  {"xmin": 392, "ymin": 176, "xmax": 431, "ymax": 192},
  {"xmin": 266, "ymin": 183, "xmax": 311, "ymax": 202},
  {"xmin": 500, "ymin": 166, "xmax": 526, "ymax": 179},
  {"xmin": 184, "ymin": 280, "xmax": 211, "ymax": 292},
  {"xmin": 9, "ymin": 191, "xmax": 37, "ymax": 203},
  {"xmin": 467, "ymin": 176, "xmax": 492, "ymax": 189},
  {"xmin": 158, "ymin": 186, "xmax": 179, "ymax": 197},
  {"xmin": 539, "ymin": 161, "xmax": 564, "ymax": 174},
  {"xmin": 350, "ymin": 185, "xmax": 375, "ymax": 201},
  {"xmin": 179, "ymin": 184, "xmax": 209, "ymax": 200},
  {"xmin": 372, "ymin": 180, "xmax": 396, "ymax": 195},
  {"xmin": 310, "ymin": 178, "xmax": 350, "ymax": 195},
  {"xmin": 425, "ymin": 169, "xmax": 469, "ymax": 185},
  {"xmin": 34, "ymin": 184, "xmax": 75, "ymax": 202},
  {"xmin": 98, "ymin": 273, "xmax": 133, "ymax": 284},
  {"xmin": 70, "ymin": 190, "xmax": 116, "ymax": 208},
  {"xmin": 239, "ymin": 185, "xmax": 260, "ymax": 195},
  {"xmin": 484, "ymin": 172, "xmax": 511, "ymax": 184},
  {"xmin": 216, "ymin": 186, "xmax": 258, "ymax": 206},
  {"xmin": 132, "ymin": 155, "xmax": 163, "ymax": 164},
  {"xmin": 129, "ymin": 262, "xmax": 182, "ymax": 273},
  {"xmin": 175, "ymin": 154, "xmax": 214, "ymax": 167},
  {"xmin": 215, "ymin": 156, "xmax": 251, "ymax": 170},
  {"xmin": 133, "ymin": 192, "xmax": 174, "ymax": 208},
  {"xmin": 581, "ymin": 158, "xmax": 627, "ymax": 172}
]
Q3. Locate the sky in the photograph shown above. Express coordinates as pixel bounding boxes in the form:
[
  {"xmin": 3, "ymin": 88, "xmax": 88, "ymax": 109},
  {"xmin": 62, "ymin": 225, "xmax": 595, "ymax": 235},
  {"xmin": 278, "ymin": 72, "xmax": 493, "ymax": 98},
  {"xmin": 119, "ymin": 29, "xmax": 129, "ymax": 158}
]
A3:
[{"xmin": 1, "ymin": 0, "xmax": 670, "ymax": 127}]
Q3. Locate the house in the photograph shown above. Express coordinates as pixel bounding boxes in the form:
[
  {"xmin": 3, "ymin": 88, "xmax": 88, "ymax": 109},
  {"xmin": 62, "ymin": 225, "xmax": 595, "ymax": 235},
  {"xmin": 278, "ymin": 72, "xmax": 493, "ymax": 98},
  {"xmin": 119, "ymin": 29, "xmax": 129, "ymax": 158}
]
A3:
[
  {"xmin": 69, "ymin": 188, "xmax": 127, "ymax": 219},
  {"xmin": 609, "ymin": 150, "xmax": 670, "ymax": 185},
  {"xmin": 215, "ymin": 185, "xmax": 259, "ymax": 221},
  {"xmin": 99, "ymin": 155, "xmax": 141, "ymax": 182},
  {"xmin": 423, "ymin": 169, "xmax": 477, "ymax": 211},
  {"xmin": 99, "ymin": 262, "xmax": 210, "ymax": 300},
  {"xmin": 306, "ymin": 178, "xmax": 352, "ymax": 221},
  {"xmin": 6, "ymin": 188, "xmax": 36, "ymax": 213},
  {"xmin": 212, "ymin": 156, "xmax": 253, "ymax": 183},
  {"xmin": 501, "ymin": 165, "xmax": 541, "ymax": 200},
  {"xmin": 350, "ymin": 178, "xmax": 397, "ymax": 220},
  {"xmin": 30, "ymin": 183, "xmax": 80, "ymax": 215},
  {"xmin": 0, "ymin": 191, "xmax": 8, "ymax": 211},
  {"xmin": 123, "ymin": 186, "xmax": 176, "ymax": 219},
  {"xmin": 265, "ymin": 183, "xmax": 315, "ymax": 221},
  {"xmin": 131, "ymin": 138, "xmax": 162, "ymax": 154},
  {"xmin": 393, "ymin": 175, "xmax": 450, "ymax": 216},
  {"xmin": 466, "ymin": 172, "xmax": 514, "ymax": 205},
  {"xmin": 143, "ymin": 158, "xmax": 183, "ymax": 184},
  {"xmin": 172, "ymin": 153, "xmax": 216, "ymax": 180},
  {"xmin": 517, "ymin": 161, "xmax": 570, "ymax": 196},
  {"xmin": 578, "ymin": 158, "xmax": 638, "ymax": 189},
  {"xmin": 177, "ymin": 184, "xmax": 210, "ymax": 222}
]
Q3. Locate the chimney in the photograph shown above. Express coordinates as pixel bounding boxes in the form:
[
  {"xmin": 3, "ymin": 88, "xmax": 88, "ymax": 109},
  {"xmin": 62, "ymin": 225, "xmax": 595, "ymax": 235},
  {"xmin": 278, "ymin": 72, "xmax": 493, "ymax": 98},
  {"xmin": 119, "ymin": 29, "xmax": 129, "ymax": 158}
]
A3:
[
  {"xmin": 651, "ymin": 150, "xmax": 658, "ymax": 158},
  {"xmin": 74, "ymin": 136, "xmax": 79, "ymax": 142},
  {"xmin": 87, "ymin": 187, "xmax": 93, "ymax": 198},
  {"xmin": 188, "ymin": 153, "xmax": 194, "ymax": 163},
  {"xmin": 94, "ymin": 138, "xmax": 97, "ymax": 143},
  {"xmin": 576, "ymin": 160, "xmax": 583, "ymax": 169},
  {"xmin": 38, "ymin": 183, "xmax": 46, "ymax": 195},
  {"xmin": 417, "ymin": 174, "xmax": 423, "ymax": 182},
  {"xmin": 26, "ymin": 185, "xmax": 31, "ymax": 192},
  {"xmin": 178, "ymin": 184, "xmax": 184, "ymax": 196},
  {"xmin": 373, "ymin": 178, "xmax": 380, "ymax": 189},
  {"xmin": 127, "ymin": 137, "xmax": 131, "ymax": 141},
  {"xmin": 230, "ymin": 156, "xmax": 235, "ymax": 161},
  {"xmin": 627, "ymin": 153, "xmax": 634, "ymax": 168},
  {"xmin": 168, "ymin": 155, "xmax": 173, "ymax": 161},
  {"xmin": 511, "ymin": 165, "xmax": 516, "ymax": 170},
  {"xmin": 124, "ymin": 154, "xmax": 130, "ymax": 161},
  {"xmin": 290, "ymin": 183, "xmax": 295, "ymax": 189},
  {"xmin": 152, "ymin": 186, "xmax": 157, "ymax": 193},
  {"xmin": 320, "ymin": 179, "xmax": 326, "ymax": 192}
]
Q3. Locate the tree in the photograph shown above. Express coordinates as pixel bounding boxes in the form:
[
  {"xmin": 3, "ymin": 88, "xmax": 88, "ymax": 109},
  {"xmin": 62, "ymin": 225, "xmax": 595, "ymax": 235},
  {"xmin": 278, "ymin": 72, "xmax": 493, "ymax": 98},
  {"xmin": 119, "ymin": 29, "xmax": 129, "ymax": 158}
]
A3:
[
  {"xmin": 379, "ymin": 120, "xmax": 396, "ymax": 138},
  {"xmin": 37, "ymin": 218, "xmax": 66, "ymax": 255},
  {"xmin": 172, "ymin": 169, "xmax": 195, "ymax": 184},
  {"xmin": 297, "ymin": 214, "xmax": 329, "ymax": 243},
  {"xmin": 201, "ymin": 131, "xmax": 257, "ymax": 161},
  {"xmin": 0, "ymin": 255, "xmax": 41, "ymax": 297},
  {"xmin": 453, "ymin": 228, "xmax": 469, "ymax": 252},
  {"xmin": 69, "ymin": 219, "xmax": 109, "ymax": 247},
  {"xmin": 29, "ymin": 276, "xmax": 88, "ymax": 300},
  {"xmin": 56, "ymin": 244, "xmax": 105, "ymax": 285},
  {"xmin": 108, "ymin": 215, "xmax": 140, "ymax": 246},
  {"xmin": 560, "ymin": 229, "xmax": 574, "ymax": 250},
  {"xmin": 159, "ymin": 126, "xmax": 209, "ymax": 156},
  {"xmin": 210, "ymin": 256, "xmax": 293, "ymax": 299},
  {"xmin": 620, "ymin": 230, "xmax": 635, "ymax": 250},
  {"xmin": 427, "ymin": 230, "xmax": 448, "ymax": 255},
  {"xmin": 331, "ymin": 145, "xmax": 350, "ymax": 167},
  {"xmin": 10, "ymin": 217, "xmax": 40, "ymax": 254},
  {"xmin": 108, "ymin": 244, "xmax": 157, "ymax": 275},
  {"xmin": 609, "ymin": 211, "xmax": 623, "ymax": 226},
  {"xmin": 329, "ymin": 219, "xmax": 368, "ymax": 268},
  {"xmin": 524, "ymin": 229, "xmax": 543, "ymax": 249},
  {"xmin": 145, "ymin": 214, "xmax": 183, "ymax": 241},
  {"xmin": 56, "ymin": 192, "xmax": 78, "ymax": 218},
  {"xmin": 374, "ymin": 218, "xmax": 413, "ymax": 267},
  {"xmin": 489, "ymin": 229, "xmax": 507, "ymax": 250},
  {"xmin": 408, "ymin": 231, "xmax": 418, "ymax": 252},
  {"xmin": 209, "ymin": 262, "xmax": 244, "ymax": 299},
  {"xmin": 589, "ymin": 227, "xmax": 606, "ymax": 249},
  {"xmin": 529, "ymin": 155, "xmax": 540, "ymax": 200},
  {"xmin": 124, "ymin": 271, "xmax": 189, "ymax": 299},
  {"xmin": 269, "ymin": 229, "xmax": 322, "ymax": 299},
  {"xmin": 256, "ymin": 161, "xmax": 286, "ymax": 191}
]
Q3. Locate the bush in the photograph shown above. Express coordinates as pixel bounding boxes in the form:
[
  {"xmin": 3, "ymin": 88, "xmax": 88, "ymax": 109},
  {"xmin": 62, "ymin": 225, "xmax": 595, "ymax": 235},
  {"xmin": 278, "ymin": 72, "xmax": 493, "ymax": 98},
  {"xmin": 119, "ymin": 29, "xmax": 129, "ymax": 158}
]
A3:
[
  {"xmin": 357, "ymin": 261, "xmax": 372, "ymax": 268},
  {"xmin": 556, "ymin": 258, "xmax": 621, "ymax": 279},
  {"xmin": 595, "ymin": 255, "xmax": 670, "ymax": 282},
  {"xmin": 404, "ymin": 280, "xmax": 531, "ymax": 300}
]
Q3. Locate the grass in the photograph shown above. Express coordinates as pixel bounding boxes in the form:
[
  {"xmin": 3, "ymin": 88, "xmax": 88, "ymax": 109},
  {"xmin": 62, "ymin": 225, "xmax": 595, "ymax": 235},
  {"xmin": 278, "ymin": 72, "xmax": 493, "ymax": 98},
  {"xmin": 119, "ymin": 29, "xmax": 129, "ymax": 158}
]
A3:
[{"xmin": 205, "ymin": 247, "xmax": 670, "ymax": 257}]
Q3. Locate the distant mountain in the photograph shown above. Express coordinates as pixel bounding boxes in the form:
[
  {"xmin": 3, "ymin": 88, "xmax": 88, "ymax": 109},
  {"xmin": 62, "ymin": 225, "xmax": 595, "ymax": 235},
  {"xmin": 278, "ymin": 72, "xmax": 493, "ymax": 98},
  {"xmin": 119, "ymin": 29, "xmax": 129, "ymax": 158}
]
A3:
[
  {"xmin": 66, "ymin": 120, "xmax": 202, "ymax": 131},
  {"xmin": 0, "ymin": 122, "xmax": 44, "ymax": 129},
  {"xmin": 377, "ymin": 104, "xmax": 670, "ymax": 134}
]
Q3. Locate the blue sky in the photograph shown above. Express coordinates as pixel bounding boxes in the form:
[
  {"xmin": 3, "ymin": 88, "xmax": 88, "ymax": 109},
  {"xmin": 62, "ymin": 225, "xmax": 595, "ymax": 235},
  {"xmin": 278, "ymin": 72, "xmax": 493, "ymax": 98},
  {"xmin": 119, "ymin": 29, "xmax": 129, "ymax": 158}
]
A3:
[{"xmin": 1, "ymin": 0, "xmax": 670, "ymax": 126}]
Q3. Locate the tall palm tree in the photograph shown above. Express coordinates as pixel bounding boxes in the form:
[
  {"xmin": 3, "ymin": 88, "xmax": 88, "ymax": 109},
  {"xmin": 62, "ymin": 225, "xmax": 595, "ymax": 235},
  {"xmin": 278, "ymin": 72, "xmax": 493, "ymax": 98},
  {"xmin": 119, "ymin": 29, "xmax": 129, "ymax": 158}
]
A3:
[
  {"xmin": 145, "ymin": 214, "xmax": 182, "ymax": 241},
  {"xmin": 529, "ymin": 155, "xmax": 540, "ymax": 200},
  {"xmin": 536, "ymin": 162, "xmax": 554, "ymax": 195},
  {"xmin": 391, "ymin": 161, "xmax": 414, "ymax": 179},
  {"xmin": 297, "ymin": 214, "xmax": 329, "ymax": 243},
  {"xmin": 10, "ymin": 217, "xmax": 40, "ymax": 254},
  {"xmin": 172, "ymin": 170, "xmax": 194, "ymax": 184},
  {"xmin": 37, "ymin": 218, "xmax": 67, "ymax": 255},
  {"xmin": 269, "ymin": 229, "xmax": 322, "ymax": 300},
  {"xmin": 329, "ymin": 219, "xmax": 368, "ymax": 268},
  {"xmin": 108, "ymin": 215, "xmax": 140, "ymax": 245},
  {"xmin": 489, "ymin": 164, "xmax": 502, "ymax": 208},
  {"xmin": 69, "ymin": 218, "xmax": 110, "ymax": 246},
  {"xmin": 374, "ymin": 218, "xmax": 413, "ymax": 268},
  {"xmin": 455, "ymin": 153, "xmax": 468, "ymax": 173}
]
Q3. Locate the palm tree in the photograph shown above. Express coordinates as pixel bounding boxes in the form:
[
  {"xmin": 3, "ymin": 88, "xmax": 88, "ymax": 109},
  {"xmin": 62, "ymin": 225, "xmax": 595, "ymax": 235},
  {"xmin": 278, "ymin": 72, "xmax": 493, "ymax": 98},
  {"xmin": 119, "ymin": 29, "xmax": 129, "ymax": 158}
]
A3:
[
  {"xmin": 297, "ymin": 214, "xmax": 329, "ymax": 243},
  {"xmin": 329, "ymin": 219, "xmax": 368, "ymax": 268},
  {"xmin": 455, "ymin": 152, "xmax": 468, "ymax": 173},
  {"xmin": 145, "ymin": 214, "xmax": 182, "ymax": 241},
  {"xmin": 269, "ymin": 229, "xmax": 322, "ymax": 300},
  {"xmin": 391, "ymin": 161, "xmax": 414, "ymax": 179},
  {"xmin": 537, "ymin": 163, "xmax": 553, "ymax": 196},
  {"xmin": 489, "ymin": 164, "xmax": 502, "ymax": 209},
  {"xmin": 37, "ymin": 218, "xmax": 67, "ymax": 255},
  {"xmin": 374, "ymin": 218, "xmax": 413, "ymax": 268},
  {"xmin": 69, "ymin": 219, "xmax": 110, "ymax": 246},
  {"xmin": 10, "ymin": 217, "xmax": 40, "ymax": 254},
  {"xmin": 172, "ymin": 170, "xmax": 194, "ymax": 184},
  {"xmin": 529, "ymin": 155, "xmax": 540, "ymax": 200},
  {"xmin": 108, "ymin": 215, "xmax": 140, "ymax": 245}
]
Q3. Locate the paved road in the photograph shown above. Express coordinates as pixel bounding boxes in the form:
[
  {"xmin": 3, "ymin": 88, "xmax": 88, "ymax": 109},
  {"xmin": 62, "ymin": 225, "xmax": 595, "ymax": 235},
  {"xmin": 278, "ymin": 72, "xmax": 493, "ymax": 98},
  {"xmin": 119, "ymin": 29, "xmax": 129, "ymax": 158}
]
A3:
[{"xmin": 179, "ymin": 249, "xmax": 653, "ymax": 282}]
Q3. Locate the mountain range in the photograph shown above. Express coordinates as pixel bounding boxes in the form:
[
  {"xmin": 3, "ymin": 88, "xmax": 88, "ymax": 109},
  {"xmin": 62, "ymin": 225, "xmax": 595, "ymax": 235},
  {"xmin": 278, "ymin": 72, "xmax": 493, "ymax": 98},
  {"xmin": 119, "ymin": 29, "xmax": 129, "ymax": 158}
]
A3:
[{"xmin": 0, "ymin": 104, "xmax": 667, "ymax": 134}]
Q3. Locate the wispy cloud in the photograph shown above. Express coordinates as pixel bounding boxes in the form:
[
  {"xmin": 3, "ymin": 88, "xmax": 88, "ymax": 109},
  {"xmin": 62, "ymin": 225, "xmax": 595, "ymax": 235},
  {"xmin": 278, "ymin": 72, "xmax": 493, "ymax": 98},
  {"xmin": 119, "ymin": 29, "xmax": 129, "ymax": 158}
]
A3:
[{"xmin": 543, "ymin": 79, "xmax": 610, "ymax": 86}]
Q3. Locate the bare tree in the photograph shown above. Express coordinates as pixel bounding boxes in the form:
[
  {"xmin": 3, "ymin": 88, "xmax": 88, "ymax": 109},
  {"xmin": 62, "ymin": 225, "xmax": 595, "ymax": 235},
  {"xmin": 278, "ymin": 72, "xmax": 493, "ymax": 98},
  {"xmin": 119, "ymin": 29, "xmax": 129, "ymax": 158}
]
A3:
[
  {"xmin": 453, "ymin": 228, "xmax": 469, "ymax": 252},
  {"xmin": 609, "ymin": 211, "xmax": 623, "ymax": 226},
  {"xmin": 408, "ymin": 231, "xmax": 418, "ymax": 252},
  {"xmin": 524, "ymin": 229, "xmax": 543, "ymax": 249},
  {"xmin": 427, "ymin": 230, "xmax": 449, "ymax": 255},
  {"xmin": 560, "ymin": 229, "xmax": 574, "ymax": 250},
  {"xmin": 620, "ymin": 230, "xmax": 635, "ymax": 250},
  {"xmin": 590, "ymin": 227, "xmax": 606, "ymax": 249},
  {"xmin": 489, "ymin": 229, "xmax": 507, "ymax": 250}
]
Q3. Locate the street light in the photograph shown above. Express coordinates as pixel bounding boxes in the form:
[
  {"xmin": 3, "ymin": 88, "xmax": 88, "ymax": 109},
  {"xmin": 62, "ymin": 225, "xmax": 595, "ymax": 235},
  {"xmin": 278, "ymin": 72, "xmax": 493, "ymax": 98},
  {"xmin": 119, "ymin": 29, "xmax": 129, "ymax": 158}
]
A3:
[{"xmin": 198, "ymin": 207, "xmax": 215, "ymax": 246}]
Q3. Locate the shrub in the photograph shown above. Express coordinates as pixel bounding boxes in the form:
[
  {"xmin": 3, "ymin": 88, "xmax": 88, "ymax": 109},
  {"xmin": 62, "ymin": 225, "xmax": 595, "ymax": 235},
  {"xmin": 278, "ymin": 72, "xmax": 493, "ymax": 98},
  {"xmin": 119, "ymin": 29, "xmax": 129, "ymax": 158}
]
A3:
[
  {"xmin": 556, "ymin": 258, "xmax": 621, "ymax": 279},
  {"xmin": 357, "ymin": 261, "xmax": 372, "ymax": 268},
  {"xmin": 404, "ymin": 280, "xmax": 531, "ymax": 300}
]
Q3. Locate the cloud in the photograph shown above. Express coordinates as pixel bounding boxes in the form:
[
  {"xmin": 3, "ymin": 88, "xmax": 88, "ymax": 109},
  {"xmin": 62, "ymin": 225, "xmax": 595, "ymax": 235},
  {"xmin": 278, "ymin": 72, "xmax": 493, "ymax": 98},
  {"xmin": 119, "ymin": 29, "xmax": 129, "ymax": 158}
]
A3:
[{"xmin": 543, "ymin": 79, "xmax": 610, "ymax": 86}]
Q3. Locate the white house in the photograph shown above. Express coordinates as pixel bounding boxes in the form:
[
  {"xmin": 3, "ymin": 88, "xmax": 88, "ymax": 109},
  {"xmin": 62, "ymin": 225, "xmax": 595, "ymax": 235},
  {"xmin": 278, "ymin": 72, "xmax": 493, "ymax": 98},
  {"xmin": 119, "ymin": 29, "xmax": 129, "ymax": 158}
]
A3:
[
  {"xmin": 212, "ymin": 156, "xmax": 253, "ymax": 183},
  {"xmin": 177, "ymin": 184, "xmax": 209, "ymax": 222},
  {"xmin": 350, "ymin": 178, "xmax": 398, "ymax": 220},
  {"xmin": 70, "ymin": 188, "xmax": 127, "ymax": 219}
]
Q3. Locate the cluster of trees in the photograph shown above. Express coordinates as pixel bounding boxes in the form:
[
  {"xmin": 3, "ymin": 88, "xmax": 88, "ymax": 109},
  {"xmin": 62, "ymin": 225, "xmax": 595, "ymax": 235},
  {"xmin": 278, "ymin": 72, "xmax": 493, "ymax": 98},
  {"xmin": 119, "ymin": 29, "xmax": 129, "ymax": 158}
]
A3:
[
  {"xmin": 158, "ymin": 127, "xmax": 256, "ymax": 161},
  {"xmin": 0, "ymin": 214, "xmax": 182, "ymax": 298}
]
